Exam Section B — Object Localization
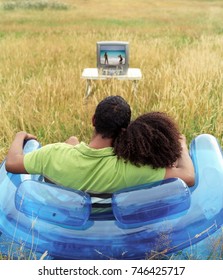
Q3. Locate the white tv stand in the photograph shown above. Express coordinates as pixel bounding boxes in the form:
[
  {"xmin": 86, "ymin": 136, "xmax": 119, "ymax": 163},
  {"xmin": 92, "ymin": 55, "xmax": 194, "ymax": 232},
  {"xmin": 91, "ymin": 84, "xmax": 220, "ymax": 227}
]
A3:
[{"xmin": 81, "ymin": 68, "xmax": 142, "ymax": 98}]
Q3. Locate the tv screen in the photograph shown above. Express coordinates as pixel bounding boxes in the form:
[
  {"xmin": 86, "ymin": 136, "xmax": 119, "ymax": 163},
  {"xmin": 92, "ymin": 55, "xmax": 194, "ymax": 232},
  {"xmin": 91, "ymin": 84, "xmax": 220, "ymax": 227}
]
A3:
[{"xmin": 97, "ymin": 41, "xmax": 129, "ymax": 75}]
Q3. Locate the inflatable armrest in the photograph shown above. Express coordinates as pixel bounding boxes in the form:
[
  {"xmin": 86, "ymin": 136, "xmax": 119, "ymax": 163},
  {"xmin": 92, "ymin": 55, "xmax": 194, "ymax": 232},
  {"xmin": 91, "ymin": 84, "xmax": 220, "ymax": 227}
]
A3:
[
  {"xmin": 190, "ymin": 134, "xmax": 223, "ymax": 189},
  {"xmin": 23, "ymin": 139, "xmax": 41, "ymax": 154},
  {"xmin": 112, "ymin": 178, "xmax": 191, "ymax": 225},
  {"xmin": 15, "ymin": 180, "xmax": 91, "ymax": 227}
]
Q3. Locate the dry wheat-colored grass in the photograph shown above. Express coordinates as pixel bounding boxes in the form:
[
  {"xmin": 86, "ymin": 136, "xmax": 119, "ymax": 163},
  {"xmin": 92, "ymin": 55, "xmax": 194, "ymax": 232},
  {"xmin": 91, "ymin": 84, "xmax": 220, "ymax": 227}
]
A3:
[{"xmin": 0, "ymin": 0, "xmax": 222, "ymax": 163}]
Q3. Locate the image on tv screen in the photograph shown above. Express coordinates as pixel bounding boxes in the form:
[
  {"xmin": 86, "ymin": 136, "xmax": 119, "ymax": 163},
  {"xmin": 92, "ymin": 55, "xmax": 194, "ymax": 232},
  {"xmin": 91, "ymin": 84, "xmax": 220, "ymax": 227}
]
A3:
[{"xmin": 100, "ymin": 45, "xmax": 126, "ymax": 66}]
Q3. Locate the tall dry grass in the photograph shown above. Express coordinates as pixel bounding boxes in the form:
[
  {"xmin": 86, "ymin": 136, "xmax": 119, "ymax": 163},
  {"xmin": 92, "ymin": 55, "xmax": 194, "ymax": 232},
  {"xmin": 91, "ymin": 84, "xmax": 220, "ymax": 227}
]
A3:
[{"xmin": 0, "ymin": 0, "xmax": 222, "ymax": 161}]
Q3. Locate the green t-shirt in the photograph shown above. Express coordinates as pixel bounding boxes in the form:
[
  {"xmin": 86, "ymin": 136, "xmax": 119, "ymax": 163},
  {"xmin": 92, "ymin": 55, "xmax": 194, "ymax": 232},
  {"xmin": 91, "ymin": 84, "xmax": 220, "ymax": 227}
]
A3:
[{"xmin": 24, "ymin": 142, "xmax": 165, "ymax": 194}]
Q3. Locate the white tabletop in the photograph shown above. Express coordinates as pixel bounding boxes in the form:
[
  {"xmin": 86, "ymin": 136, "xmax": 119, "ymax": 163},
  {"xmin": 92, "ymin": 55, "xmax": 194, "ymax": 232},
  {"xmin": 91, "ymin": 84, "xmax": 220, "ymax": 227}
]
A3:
[{"xmin": 82, "ymin": 68, "xmax": 142, "ymax": 80}]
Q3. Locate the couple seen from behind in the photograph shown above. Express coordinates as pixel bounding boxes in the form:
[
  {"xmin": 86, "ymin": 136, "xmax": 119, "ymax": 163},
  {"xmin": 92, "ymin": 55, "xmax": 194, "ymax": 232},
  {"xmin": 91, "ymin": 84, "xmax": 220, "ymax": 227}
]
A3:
[{"xmin": 6, "ymin": 95, "xmax": 195, "ymax": 212}]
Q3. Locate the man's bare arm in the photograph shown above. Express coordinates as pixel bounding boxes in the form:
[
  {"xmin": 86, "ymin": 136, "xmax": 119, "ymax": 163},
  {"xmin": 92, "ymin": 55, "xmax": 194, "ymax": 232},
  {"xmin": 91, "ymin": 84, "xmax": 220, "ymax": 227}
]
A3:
[{"xmin": 5, "ymin": 131, "xmax": 37, "ymax": 174}]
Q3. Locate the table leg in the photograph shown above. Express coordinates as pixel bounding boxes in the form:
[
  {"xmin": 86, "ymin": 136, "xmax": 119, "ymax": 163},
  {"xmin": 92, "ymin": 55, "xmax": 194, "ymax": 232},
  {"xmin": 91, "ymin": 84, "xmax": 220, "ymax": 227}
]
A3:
[
  {"xmin": 131, "ymin": 80, "xmax": 139, "ymax": 97},
  {"xmin": 85, "ymin": 79, "xmax": 92, "ymax": 98}
]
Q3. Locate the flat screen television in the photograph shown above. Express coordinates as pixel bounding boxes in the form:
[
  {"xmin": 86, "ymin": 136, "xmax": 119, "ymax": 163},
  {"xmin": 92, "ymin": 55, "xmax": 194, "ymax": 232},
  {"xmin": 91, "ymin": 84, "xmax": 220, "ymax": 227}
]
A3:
[{"xmin": 97, "ymin": 41, "xmax": 129, "ymax": 75}]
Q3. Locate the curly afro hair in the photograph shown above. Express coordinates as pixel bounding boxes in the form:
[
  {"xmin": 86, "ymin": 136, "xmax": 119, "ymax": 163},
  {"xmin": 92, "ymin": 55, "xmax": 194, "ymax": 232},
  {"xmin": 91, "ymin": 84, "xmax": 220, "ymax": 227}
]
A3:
[{"xmin": 113, "ymin": 112, "xmax": 182, "ymax": 168}]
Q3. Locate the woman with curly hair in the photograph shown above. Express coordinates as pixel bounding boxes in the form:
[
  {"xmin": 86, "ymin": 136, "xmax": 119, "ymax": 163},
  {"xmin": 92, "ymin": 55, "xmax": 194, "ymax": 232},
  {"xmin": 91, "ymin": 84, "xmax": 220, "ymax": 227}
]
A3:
[{"xmin": 114, "ymin": 112, "xmax": 195, "ymax": 186}]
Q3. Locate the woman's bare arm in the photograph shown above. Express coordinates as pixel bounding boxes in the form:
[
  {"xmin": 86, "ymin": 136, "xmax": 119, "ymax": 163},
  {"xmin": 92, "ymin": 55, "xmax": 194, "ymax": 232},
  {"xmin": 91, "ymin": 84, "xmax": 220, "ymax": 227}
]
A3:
[
  {"xmin": 64, "ymin": 136, "xmax": 79, "ymax": 146},
  {"xmin": 164, "ymin": 135, "xmax": 195, "ymax": 187}
]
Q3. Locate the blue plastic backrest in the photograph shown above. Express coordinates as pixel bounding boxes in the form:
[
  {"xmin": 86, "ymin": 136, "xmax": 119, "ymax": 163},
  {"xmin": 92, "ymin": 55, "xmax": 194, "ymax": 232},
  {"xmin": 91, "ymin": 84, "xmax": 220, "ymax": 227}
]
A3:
[
  {"xmin": 112, "ymin": 178, "xmax": 191, "ymax": 225},
  {"xmin": 15, "ymin": 180, "xmax": 91, "ymax": 227}
]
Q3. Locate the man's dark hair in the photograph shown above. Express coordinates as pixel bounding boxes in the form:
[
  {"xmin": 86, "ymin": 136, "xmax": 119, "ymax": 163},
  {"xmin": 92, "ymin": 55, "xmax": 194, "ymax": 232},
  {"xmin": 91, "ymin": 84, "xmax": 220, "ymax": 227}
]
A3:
[
  {"xmin": 114, "ymin": 112, "xmax": 182, "ymax": 168},
  {"xmin": 94, "ymin": 95, "xmax": 131, "ymax": 140}
]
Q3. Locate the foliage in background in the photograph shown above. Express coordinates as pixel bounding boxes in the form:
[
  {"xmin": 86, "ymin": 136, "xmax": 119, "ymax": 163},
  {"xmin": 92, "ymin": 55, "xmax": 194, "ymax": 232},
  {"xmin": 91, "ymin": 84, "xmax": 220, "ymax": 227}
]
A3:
[
  {"xmin": 0, "ymin": 0, "xmax": 222, "ymax": 161},
  {"xmin": 1, "ymin": 0, "xmax": 68, "ymax": 10}
]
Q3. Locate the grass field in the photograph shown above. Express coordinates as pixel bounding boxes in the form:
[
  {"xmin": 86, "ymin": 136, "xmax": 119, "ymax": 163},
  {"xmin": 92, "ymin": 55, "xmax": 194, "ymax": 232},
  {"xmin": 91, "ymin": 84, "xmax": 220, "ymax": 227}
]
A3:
[
  {"xmin": 0, "ymin": 0, "xmax": 223, "ymax": 260},
  {"xmin": 0, "ymin": 0, "xmax": 223, "ymax": 161}
]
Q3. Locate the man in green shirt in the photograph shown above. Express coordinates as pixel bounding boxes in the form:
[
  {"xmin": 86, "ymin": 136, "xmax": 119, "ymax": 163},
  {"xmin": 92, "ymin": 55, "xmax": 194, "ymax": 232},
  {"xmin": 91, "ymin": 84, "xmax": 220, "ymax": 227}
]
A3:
[
  {"xmin": 6, "ymin": 96, "xmax": 194, "ymax": 198},
  {"xmin": 23, "ymin": 141, "xmax": 165, "ymax": 194}
]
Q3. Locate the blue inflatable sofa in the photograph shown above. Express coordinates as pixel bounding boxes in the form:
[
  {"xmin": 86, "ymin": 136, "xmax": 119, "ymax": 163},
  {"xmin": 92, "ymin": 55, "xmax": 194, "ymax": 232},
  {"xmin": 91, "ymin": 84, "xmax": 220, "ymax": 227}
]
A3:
[{"xmin": 0, "ymin": 134, "xmax": 223, "ymax": 260}]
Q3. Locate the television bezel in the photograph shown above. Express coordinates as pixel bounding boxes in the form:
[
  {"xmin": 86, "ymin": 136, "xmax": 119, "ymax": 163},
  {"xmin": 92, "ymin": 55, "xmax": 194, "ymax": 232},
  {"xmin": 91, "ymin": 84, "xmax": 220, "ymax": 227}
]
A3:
[{"xmin": 97, "ymin": 41, "xmax": 129, "ymax": 75}]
